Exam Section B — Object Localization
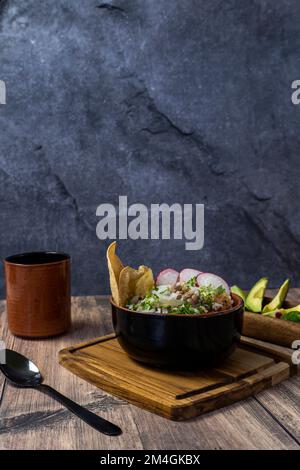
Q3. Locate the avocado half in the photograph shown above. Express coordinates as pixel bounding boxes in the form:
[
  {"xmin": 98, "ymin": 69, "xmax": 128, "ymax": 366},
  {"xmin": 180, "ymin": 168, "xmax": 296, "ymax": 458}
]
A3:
[
  {"xmin": 245, "ymin": 277, "xmax": 268, "ymax": 313},
  {"xmin": 231, "ymin": 285, "xmax": 247, "ymax": 302},
  {"xmin": 262, "ymin": 279, "xmax": 290, "ymax": 313}
]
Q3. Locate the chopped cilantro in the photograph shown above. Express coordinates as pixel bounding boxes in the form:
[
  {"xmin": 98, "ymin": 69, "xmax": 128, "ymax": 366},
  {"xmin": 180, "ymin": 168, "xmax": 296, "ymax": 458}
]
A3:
[
  {"xmin": 126, "ymin": 281, "xmax": 229, "ymax": 315},
  {"xmin": 282, "ymin": 311, "xmax": 300, "ymax": 323},
  {"xmin": 170, "ymin": 303, "xmax": 203, "ymax": 315},
  {"xmin": 159, "ymin": 287, "xmax": 171, "ymax": 295},
  {"xmin": 186, "ymin": 276, "xmax": 197, "ymax": 287},
  {"xmin": 215, "ymin": 285, "xmax": 225, "ymax": 295}
]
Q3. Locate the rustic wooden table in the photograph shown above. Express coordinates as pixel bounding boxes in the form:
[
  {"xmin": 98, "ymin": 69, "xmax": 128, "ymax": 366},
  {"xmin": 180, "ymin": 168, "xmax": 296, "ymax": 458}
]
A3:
[{"xmin": 0, "ymin": 291, "xmax": 299, "ymax": 450}]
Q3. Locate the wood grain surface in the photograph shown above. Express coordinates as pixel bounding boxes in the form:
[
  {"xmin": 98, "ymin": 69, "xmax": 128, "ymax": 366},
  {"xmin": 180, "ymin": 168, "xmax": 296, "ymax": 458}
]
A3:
[
  {"xmin": 0, "ymin": 292, "xmax": 299, "ymax": 450},
  {"xmin": 58, "ymin": 334, "xmax": 294, "ymax": 420},
  {"xmin": 243, "ymin": 295, "xmax": 300, "ymax": 347}
]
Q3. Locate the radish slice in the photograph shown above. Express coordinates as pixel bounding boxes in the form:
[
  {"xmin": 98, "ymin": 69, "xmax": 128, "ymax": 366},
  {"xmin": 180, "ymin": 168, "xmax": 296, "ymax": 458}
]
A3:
[
  {"xmin": 196, "ymin": 273, "xmax": 230, "ymax": 294},
  {"xmin": 156, "ymin": 269, "xmax": 179, "ymax": 286},
  {"xmin": 179, "ymin": 268, "xmax": 202, "ymax": 283}
]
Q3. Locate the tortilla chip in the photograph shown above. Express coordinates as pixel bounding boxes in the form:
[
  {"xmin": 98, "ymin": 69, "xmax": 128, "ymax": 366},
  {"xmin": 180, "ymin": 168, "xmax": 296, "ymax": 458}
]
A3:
[
  {"xmin": 135, "ymin": 265, "xmax": 154, "ymax": 298},
  {"xmin": 106, "ymin": 241, "xmax": 124, "ymax": 305},
  {"xmin": 118, "ymin": 265, "xmax": 154, "ymax": 306},
  {"xmin": 107, "ymin": 242, "xmax": 154, "ymax": 307},
  {"xmin": 119, "ymin": 266, "xmax": 144, "ymax": 307}
]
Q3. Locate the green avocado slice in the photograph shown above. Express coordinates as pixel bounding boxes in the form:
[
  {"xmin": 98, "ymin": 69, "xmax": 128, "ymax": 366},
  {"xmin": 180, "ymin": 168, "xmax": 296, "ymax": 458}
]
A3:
[
  {"xmin": 262, "ymin": 304, "xmax": 300, "ymax": 318},
  {"xmin": 262, "ymin": 279, "xmax": 290, "ymax": 313},
  {"xmin": 283, "ymin": 304, "xmax": 300, "ymax": 313},
  {"xmin": 231, "ymin": 285, "xmax": 247, "ymax": 302},
  {"xmin": 245, "ymin": 277, "xmax": 268, "ymax": 313},
  {"xmin": 262, "ymin": 310, "xmax": 280, "ymax": 318}
]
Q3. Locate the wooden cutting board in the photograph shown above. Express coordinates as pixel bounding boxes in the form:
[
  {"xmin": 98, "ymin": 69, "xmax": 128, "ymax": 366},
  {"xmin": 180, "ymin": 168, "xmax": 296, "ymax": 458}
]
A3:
[
  {"xmin": 243, "ymin": 298, "xmax": 300, "ymax": 347},
  {"xmin": 59, "ymin": 334, "xmax": 297, "ymax": 421}
]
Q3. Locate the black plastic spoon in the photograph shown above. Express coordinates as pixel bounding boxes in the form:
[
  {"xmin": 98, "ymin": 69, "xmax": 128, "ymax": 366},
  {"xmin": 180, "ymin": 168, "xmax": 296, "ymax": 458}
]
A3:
[{"xmin": 0, "ymin": 349, "xmax": 122, "ymax": 436}]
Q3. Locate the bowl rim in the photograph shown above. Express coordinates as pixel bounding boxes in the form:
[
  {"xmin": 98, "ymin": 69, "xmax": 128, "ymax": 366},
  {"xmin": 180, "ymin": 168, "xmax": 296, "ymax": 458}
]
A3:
[{"xmin": 110, "ymin": 292, "xmax": 244, "ymax": 318}]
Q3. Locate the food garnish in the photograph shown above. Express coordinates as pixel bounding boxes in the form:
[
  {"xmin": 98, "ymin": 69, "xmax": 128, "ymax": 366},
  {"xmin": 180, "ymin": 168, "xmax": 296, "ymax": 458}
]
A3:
[
  {"xmin": 244, "ymin": 277, "xmax": 268, "ymax": 313},
  {"xmin": 262, "ymin": 278, "xmax": 290, "ymax": 313},
  {"xmin": 106, "ymin": 241, "xmax": 124, "ymax": 306},
  {"xmin": 231, "ymin": 285, "xmax": 247, "ymax": 302},
  {"xmin": 196, "ymin": 273, "xmax": 230, "ymax": 295},
  {"xmin": 232, "ymin": 277, "xmax": 299, "ymax": 323},
  {"xmin": 156, "ymin": 269, "xmax": 179, "ymax": 286},
  {"xmin": 179, "ymin": 268, "xmax": 202, "ymax": 283},
  {"xmin": 106, "ymin": 243, "xmax": 233, "ymax": 314},
  {"xmin": 282, "ymin": 311, "xmax": 300, "ymax": 323},
  {"xmin": 127, "ymin": 282, "xmax": 232, "ymax": 315},
  {"xmin": 107, "ymin": 242, "xmax": 154, "ymax": 306},
  {"xmin": 262, "ymin": 303, "xmax": 300, "ymax": 319}
]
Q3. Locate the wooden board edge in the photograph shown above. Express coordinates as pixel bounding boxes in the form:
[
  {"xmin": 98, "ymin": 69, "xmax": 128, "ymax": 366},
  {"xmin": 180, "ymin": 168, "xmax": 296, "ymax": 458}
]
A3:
[
  {"xmin": 169, "ymin": 362, "xmax": 290, "ymax": 420},
  {"xmin": 59, "ymin": 332, "xmax": 117, "ymax": 354},
  {"xmin": 240, "ymin": 336, "xmax": 298, "ymax": 376}
]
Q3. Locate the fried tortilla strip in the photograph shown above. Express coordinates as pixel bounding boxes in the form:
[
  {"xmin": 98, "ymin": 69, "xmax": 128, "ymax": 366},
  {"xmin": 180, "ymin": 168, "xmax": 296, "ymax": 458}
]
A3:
[
  {"xmin": 119, "ymin": 266, "xmax": 145, "ymax": 307},
  {"xmin": 106, "ymin": 241, "xmax": 124, "ymax": 305},
  {"xmin": 135, "ymin": 265, "xmax": 154, "ymax": 298}
]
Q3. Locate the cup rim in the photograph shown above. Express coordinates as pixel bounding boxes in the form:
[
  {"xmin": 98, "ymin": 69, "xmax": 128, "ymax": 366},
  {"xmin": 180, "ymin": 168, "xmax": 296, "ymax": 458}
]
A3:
[{"xmin": 4, "ymin": 251, "xmax": 70, "ymax": 267}]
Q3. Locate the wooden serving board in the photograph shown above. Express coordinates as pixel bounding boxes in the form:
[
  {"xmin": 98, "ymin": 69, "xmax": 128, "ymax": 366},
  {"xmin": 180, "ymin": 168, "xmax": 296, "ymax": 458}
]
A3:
[
  {"xmin": 243, "ymin": 298, "xmax": 300, "ymax": 347},
  {"xmin": 59, "ymin": 334, "xmax": 297, "ymax": 421}
]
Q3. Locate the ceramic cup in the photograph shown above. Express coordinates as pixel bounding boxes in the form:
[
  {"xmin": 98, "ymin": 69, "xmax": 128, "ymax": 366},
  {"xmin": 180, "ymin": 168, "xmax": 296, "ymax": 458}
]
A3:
[{"xmin": 4, "ymin": 251, "xmax": 71, "ymax": 338}]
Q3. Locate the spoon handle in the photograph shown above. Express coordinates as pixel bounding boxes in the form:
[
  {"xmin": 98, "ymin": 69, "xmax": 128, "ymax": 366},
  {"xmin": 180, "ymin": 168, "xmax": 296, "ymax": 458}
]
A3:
[{"xmin": 37, "ymin": 383, "xmax": 122, "ymax": 436}]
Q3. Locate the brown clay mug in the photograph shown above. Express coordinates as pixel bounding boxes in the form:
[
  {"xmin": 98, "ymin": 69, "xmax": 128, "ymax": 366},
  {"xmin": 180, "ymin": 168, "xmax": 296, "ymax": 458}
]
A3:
[{"xmin": 4, "ymin": 251, "xmax": 71, "ymax": 338}]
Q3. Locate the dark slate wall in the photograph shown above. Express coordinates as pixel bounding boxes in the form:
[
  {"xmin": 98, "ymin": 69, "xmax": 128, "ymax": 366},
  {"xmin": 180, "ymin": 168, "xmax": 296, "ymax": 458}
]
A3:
[{"xmin": 0, "ymin": 0, "xmax": 300, "ymax": 296}]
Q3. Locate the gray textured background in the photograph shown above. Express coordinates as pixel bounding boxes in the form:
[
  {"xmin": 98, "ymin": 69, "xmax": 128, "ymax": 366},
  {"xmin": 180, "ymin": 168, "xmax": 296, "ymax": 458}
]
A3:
[{"xmin": 1, "ymin": 0, "xmax": 300, "ymax": 297}]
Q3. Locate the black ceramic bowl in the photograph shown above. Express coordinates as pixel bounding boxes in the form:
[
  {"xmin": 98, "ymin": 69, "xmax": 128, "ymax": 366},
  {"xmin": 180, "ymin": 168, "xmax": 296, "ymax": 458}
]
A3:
[{"xmin": 111, "ymin": 293, "xmax": 244, "ymax": 369}]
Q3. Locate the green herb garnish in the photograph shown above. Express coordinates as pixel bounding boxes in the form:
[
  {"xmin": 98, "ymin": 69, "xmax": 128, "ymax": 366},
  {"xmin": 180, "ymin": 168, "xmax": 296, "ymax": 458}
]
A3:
[
  {"xmin": 186, "ymin": 276, "xmax": 197, "ymax": 287},
  {"xmin": 282, "ymin": 311, "xmax": 300, "ymax": 323}
]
